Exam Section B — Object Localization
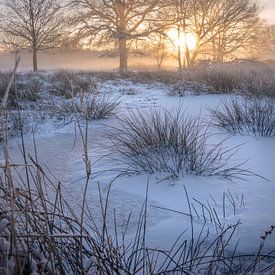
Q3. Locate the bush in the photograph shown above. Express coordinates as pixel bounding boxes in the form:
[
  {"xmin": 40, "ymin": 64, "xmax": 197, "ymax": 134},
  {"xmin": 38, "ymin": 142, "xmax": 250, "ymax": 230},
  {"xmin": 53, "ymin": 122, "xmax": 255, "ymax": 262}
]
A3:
[
  {"xmin": 208, "ymin": 97, "xmax": 275, "ymax": 137},
  {"xmin": 17, "ymin": 73, "xmax": 42, "ymax": 102},
  {"xmin": 0, "ymin": 71, "xmax": 17, "ymax": 107},
  {"xmin": 118, "ymin": 86, "xmax": 140, "ymax": 95},
  {"xmin": 88, "ymin": 71, "xmax": 183, "ymax": 85},
  {"xmin": 200, "ymin": 65, "xmax": 242, "ymax": 93},
  {"xmin": 56, "ymin": 94, "xmax": 120, "ymax": 122},
  {"xmin": 168, "ymin": 80, "xmax": 214, "ymax": 96},
  {"xmin": 242, "ymin": 75, "xmax": 275, "ymax": 98},
  {"xmin": 106, "ymin": 107, "xmax": 251, "ymax": 179},
  {"xmin": 188, "ymin": 62, "xmax": 275, "ymax": 97},
  {"xmin": 0, "ymin": 111, "xmax": 45, "ymax": 142},
  {"xmin": 0, "ymin": 72, "xmax": 41, "ymax": 108},
  {"xmin": 49, "ymin": 71, "xmax": 98, "ymax": 98}
]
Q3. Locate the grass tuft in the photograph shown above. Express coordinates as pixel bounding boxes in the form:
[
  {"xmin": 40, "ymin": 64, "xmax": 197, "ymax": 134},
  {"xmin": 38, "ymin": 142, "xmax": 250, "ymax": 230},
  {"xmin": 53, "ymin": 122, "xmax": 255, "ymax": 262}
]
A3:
[
  {"xmin": 106, "ymin": 107, "xmax": 252, "ymax": 179},
  {"xmin": 56, "ymin": 94, "xmax": 120, "ymax": 122},
  {"xmin": 208, "ymin": 96, "xmax": 275, "ymax": 137}
]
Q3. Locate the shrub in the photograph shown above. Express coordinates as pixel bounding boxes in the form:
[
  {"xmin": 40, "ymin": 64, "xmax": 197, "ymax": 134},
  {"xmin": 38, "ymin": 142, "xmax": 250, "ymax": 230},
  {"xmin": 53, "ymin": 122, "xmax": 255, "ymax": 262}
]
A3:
[
  {"xmin": 119, "ymin": 86, "xmax": 140, "ymax": 95},
  {"xmin": 0, "ymin": 72, "xmax": 41, "ymax": 108},
  {"xmin": 89, "ymin": 71, "xmax": 183, "ymax": 85},
  {"xmin": 201, "ymin": 65, "xmax": 242, "ymax": 93},
  {"xmin": 49, "ymin": 71, "xmax": 98, "ymax": 98},
  {"xmin": 188, "ymin": 62, "xmax": 275, "ymax": 97},
  {"xmin": 106, "ymin": 107, "xmax": 251, "ymax": 179},
  {"xmin": 242, "ymin": 75, "xmax": 275, "ymax": 98},
  {"xmin": 168, "ymin": 80, "xmax": 214, "ymax": 96},
  {"xmin": 208, "ymin": 97, "xmax": 275, "ymax": 137},
  {"xmin": 0, "ymin": 71, "xmax": 17, "ymax": 107},
  {"xmin": 128, "ymin": 71, "xmax": 182, "ymax": 84},
  {"xmin": 0, "ymin": 111, "xmax": 45, "ymax": 142},
  {"xmin": 17, "ymin": 74, "xmax": 42, "ymax": 102},
  {"xmin": 56, "ymin": 94, "xmax": 120, "ymax": 122}
]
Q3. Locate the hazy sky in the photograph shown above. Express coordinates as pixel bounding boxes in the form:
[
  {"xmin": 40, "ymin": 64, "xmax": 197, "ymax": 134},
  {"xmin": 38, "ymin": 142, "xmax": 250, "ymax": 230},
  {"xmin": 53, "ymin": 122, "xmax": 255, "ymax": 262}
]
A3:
[
  {"xmin": 0, "ymin": 0, "xmax": 273, "ymax": 23},
  {"xmin": 261, "ymin": 0, "xmax": 275, "ymax": 23}
]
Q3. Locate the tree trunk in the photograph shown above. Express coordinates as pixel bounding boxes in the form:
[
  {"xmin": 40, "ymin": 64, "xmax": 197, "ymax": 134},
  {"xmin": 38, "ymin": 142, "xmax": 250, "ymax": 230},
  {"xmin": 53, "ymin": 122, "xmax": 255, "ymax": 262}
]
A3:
[
  {"xmin": 119, "ymin": 39, "xmax": 128, "ymax": 73},
  {"xmin": 190, "ymin": 49, "xmax": 198, "ymax": 65},
  {"xmin": 33, "ymin": 48, "xmax": 38, "ymax": 72},
  {"xmin": 217, "ymin": 46, "xmax": 224, "ymax": 63},
  {"xmin": 177, "ymin": 26, "xmax": 182, "ymax": 71},
  {"xmin": 190, "ymin": 35, "xmax": 200, "ymax": 65}
]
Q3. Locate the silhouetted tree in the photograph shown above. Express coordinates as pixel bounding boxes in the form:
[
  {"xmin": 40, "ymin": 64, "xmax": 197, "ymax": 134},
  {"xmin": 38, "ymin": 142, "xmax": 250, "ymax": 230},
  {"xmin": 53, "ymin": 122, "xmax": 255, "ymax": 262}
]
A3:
[
  {"xmin": 0, "ymin": 0, "xmax": 65, "ymax": 71},
  {"xmin": 177, "ymin": 0, "xmax": 259, "ymax": 64},
  {"xmin": 71, "ymin": 0, "xmax": 166, "ymax": 73}
]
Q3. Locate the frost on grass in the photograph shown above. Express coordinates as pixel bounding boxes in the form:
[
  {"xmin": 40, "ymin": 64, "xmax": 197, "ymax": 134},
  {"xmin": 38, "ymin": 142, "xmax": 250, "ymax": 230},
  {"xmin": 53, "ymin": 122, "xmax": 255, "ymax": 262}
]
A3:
[
  {"xmin": 55, "ymin": 94, "xmax": 120, "ymax": 122},
  {"xmin": 49, "ymin": 71, "xmax": 98, "ymax": 98},
  {"xmin": 106, "ymin": 107, "xmax": 251, "ymax": 179},
  {"xmin": 209, "ymin": 96, "xmax": 275, "ymax": 137},
  {"xmin": 0, "ymin": 71, "xmax": 41, "ymax": 107},
  {"xmin": 168, "ymin": 80, "xmax": 214, "ymax": 97},
  {"xmin": 0, "ymin": 111, "xmax": 46, "ymax": 142},
  {"xmin": 0, "ymin": 161, "xmax": 274, "ymax": 274}
]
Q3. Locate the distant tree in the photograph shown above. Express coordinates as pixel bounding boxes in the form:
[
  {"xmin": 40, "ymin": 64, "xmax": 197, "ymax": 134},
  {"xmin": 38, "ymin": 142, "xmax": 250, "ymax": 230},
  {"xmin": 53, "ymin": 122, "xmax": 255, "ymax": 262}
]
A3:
[
  {"xmin": 184, "ymin": 0, "xmax": 259, "ymax": 64},
  {"xmin": 70, "ymin": 0, "xmax": 166, "ymax": 73},
  {"xmin": 170, "ymin": 0, "xmax": 190, "ymax": 69},
  {"xmin": 255, "ymin": 24, "xmax": 275, "ymax": 59},
  {"xmin": 149, "ymin": 30, "xmax": 170, "ymax": 69},
  {"xmin": 210, "ymin": 1, "xmax": 260, "ymax": 62},
  {"xmin": 0, "ymin": 0, "xmax": 65, "ymax": 71}
]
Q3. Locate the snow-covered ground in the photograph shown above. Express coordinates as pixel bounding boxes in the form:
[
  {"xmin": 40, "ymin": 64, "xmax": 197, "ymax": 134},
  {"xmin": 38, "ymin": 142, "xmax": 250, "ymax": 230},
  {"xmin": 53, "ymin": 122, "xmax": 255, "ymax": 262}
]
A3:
[{"xmin": 1, "ymin": 76, "xmax": 275, "ymax": 258}]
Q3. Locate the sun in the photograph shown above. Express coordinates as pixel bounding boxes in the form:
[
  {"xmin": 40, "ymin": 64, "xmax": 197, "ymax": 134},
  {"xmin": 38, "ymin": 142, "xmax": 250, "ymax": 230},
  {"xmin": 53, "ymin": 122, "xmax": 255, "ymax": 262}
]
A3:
[{"xmin": 167, "ymin": 29, "xmax": 197, "ymax": 51}]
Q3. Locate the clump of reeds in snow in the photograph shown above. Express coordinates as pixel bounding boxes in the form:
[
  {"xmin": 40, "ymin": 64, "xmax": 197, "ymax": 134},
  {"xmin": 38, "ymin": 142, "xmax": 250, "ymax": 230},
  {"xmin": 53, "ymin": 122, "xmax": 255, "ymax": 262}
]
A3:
[
  {"xmin": 208, "ymin": 96, "xmax": 275, "ymax": 137},
  {"xmin": 49, "ymin": 71, "xmax": 98, "ymax": 98},
  {"xmin": 56, "ymin": 94, "xmax": 120, "ymax": 123},
  {"xmin": 167, "ymin": 80, "xmax": 214, "ymax": 96},
  {"xmin": 198, "ymin": 64, "xmax": 242, "ymax": 93},
  {"xmin": 0, "ymin": 71, "xmax": 41, "ymax": 108},
  {"xmin": 105, "ymin": 106, "xmax": 253, "ymax": 179}
]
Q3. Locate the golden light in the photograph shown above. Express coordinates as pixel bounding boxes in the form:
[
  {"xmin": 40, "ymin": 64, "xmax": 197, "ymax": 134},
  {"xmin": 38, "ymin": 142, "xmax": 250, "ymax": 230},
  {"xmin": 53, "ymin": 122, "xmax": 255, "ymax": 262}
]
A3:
[{"xmin": 167, "ymin": 29, "xmax": 197, "ymax": 51}]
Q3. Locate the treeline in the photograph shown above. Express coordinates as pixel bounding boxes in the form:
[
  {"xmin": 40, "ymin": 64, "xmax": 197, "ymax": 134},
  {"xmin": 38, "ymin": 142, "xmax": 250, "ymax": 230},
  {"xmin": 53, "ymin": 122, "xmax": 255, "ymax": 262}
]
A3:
[{"xmin": 0, "ymin": 0, "xmax": 274, "ymax": 72}]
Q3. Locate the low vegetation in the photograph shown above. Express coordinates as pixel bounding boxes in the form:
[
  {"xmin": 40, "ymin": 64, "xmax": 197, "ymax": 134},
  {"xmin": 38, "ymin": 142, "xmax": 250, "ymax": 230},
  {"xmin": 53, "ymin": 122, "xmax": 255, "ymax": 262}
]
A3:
[
  {"xmin": 1, "ymin": 163, "xmax": 274, "ymax": 274},
  {"xmin": 106, "ymin": 107, "xmax": 252, "ymax": 179},
  {"xmin": 209, "ymin": 96, "xmax": 275, "ymax": 137},
  {"xmin": 0, "ymin": 72, "xmax": 41, "ymax": 108},
  {"xmin": 49, "ymin": 71, "xmax": 98, "ymax": 98},
  {"xmin": 1, "ymin": 66, "xmax": 275, "ymax": 274},
  {"xmin": 167, "ymin": 80, "xmax": 214, "ymax": 96},
  {"xmin": 56, "ymin": 94, "xmax": 120, "ymax": 122}
]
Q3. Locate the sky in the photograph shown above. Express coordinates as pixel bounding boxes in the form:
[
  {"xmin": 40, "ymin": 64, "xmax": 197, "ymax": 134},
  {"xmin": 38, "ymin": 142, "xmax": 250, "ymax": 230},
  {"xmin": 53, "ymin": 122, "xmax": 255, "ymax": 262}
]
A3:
[
  {"xmin": 261, "ymin": 0, "xmax": 275, "ymax": 23},
  {"xmin": 0, "ymin": 0, "xmax": 273, "ymax": 23}
]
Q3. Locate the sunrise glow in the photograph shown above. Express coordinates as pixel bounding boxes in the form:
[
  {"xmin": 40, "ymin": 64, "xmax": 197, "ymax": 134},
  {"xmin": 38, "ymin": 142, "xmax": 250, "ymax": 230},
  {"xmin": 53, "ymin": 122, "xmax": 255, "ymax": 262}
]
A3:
[{"xmin": 167, "ymin": 29, "xmax": 197, "ymax": 51}]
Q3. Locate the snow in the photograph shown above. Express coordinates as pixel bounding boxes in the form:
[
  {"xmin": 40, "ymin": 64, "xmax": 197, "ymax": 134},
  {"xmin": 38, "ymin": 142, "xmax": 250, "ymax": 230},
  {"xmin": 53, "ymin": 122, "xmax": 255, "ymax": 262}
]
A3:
[{"xmin": 1, "ymin": 76, "xmax": 275, "ymax": 257}]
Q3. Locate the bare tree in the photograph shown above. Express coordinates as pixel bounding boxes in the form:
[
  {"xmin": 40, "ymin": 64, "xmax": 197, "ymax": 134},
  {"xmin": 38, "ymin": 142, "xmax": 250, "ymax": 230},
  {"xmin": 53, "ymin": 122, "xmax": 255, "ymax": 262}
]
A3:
[
  {"xmin": 0, "ymin": 0, "xmax": 65, "ymax": 71},
  {"xmin": 149, "ymin": 29, "xmax": 171, "ymax": 69},
  {"xmin": 70, "ymin": 0, "xmax": 167, "ymax": 73},
  {"xmin": 180, "ymin": 0, "xmax": 259, "ymax": 64},
  {"xmin": 170, "ymin": 0, "xmax": 191, "ymax": 69},
  {"xmin": 254, "ymin": 24, "xmax": 275, "ymax": 59},
  {"xmin": 210, "ymin": 1, "xmax": 260, "ymax": 62}
]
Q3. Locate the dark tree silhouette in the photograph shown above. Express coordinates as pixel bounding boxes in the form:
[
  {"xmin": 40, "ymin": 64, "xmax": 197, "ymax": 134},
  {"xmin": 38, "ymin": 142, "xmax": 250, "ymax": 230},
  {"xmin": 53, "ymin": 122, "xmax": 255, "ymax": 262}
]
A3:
[
  {"xmin": 1, "ymin": 0, "xmax": 65, "ymax": 71},
  {"xmin": 71, "ymin": 0, "xmax": 165, "ymax": 73}
]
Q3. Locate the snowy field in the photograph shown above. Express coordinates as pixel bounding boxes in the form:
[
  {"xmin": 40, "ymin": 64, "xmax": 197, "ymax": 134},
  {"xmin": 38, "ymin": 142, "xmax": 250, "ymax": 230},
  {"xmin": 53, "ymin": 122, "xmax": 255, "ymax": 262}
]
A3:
[{"xmin": 1, "ymin": 71, "xmax": 275, "ymax": 273}]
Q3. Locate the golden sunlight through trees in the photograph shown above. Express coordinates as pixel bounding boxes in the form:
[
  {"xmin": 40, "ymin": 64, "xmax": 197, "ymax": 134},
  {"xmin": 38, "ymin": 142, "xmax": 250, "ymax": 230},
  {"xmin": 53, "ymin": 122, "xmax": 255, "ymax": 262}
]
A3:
[{"xmin": 167, "ymin": 29, "xmax": 197, "ymax": 51}]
